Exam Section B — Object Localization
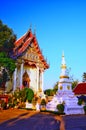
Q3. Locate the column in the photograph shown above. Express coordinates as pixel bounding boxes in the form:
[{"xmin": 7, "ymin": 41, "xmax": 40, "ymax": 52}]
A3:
[
  {"xmin": 20, "ymin": 61, "xmax": 24, "ymax": 89},
  {"xmin": 36, "ymin": 66, "xmax": 39, "ymax": 93},
  {"xmin": 41, "ymin": 71, "xmax": 44, "ymax": 92},
  {"xmin": 13, "ymin": 68, "xmax": 17, "ymax": 91}
]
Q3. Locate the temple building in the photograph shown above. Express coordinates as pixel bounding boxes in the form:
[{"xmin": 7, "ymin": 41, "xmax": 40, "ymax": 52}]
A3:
[
  {"xmin": 73, "ymin": 82, "xmax": 86, "ymax": 96},
  {"xmin": 12, "ymin": 28, "xmax": 49, "ymax": 96}
]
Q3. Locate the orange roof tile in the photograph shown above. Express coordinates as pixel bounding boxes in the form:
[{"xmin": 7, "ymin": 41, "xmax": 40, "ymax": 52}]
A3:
[{"xmin": 13, "ymin": 29, "xmax": 49, "ymax": 69}]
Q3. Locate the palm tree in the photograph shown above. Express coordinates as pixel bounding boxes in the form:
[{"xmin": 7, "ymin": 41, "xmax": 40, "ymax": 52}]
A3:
[{"xmin": 82, "ymin": 72, "xmax": 86, "ymax": 82}]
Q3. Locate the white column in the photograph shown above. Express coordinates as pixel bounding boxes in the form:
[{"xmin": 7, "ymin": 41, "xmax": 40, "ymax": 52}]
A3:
[
  {"xmin": 36, "ymin": 66, "xmax": 39, "ymax": 93},
  {"xmin": 20, "ymin": 61, "xmax": 24, "ymax": 88},
  {"xmin": 41, "ymin": 71, "xmax": 44, "ymax": 92},
  {"xmin": 13, "ymin": 68, "xmax": 17, "ymax": 91}
]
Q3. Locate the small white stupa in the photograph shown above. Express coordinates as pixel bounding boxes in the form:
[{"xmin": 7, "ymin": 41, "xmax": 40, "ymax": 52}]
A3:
[{"xmin": 46, "ymin": 52, "xmax": 84, "ymax": 115}]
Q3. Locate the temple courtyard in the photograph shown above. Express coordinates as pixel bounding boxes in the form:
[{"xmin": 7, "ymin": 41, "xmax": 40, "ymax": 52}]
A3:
[{"xmin": 0, "ymin": 109, "xmax": 86, "ymax": 130}]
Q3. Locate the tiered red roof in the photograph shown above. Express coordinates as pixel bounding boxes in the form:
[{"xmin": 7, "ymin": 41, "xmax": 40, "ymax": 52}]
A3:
[
  {"xmin": 13, "ymin": 29, "xmax": 49, "ymax": 69},
  {"xmin": 73, "ymin": 83, "xmax": 86, "ymax": 95}
]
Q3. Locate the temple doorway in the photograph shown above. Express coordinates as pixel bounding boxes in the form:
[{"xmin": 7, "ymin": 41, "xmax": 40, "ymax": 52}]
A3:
[{"xmin": 23, "ymin": 71, "xmax": 30, "ymax": 88}]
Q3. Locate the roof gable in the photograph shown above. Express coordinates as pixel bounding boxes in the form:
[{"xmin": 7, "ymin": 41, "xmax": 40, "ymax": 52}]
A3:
[
  {"xmin": 12, "ymin": 29, "xmax": 49, "ymax": 69},
  {"xmin": 73, "ymin": 82, "xmax": 86, "ymax": 95}
]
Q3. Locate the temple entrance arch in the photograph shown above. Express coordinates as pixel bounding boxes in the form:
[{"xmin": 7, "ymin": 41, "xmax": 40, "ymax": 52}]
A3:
[{"xmin": 23, "ymin": 71, "xmax": 30, "ymax": 88}]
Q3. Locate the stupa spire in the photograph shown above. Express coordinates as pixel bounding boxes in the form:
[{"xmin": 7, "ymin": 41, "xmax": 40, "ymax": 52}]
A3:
[
  {"xmin": 60, "ymin": 52, "xmax": 69, "ymax": 79},
  {"xmin": 61, "ymin": 51, "xmax": 67, "ymax": 69}
]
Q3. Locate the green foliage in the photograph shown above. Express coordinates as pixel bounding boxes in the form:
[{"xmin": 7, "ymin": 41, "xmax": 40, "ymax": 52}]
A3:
[
  {"xmin": 0, "ymin": 68, "xmax": 9, "ymax": 89},
  {"xmin": 78, "ymin": 99, "xmax": 83, "ymax": 105},
  {"xmin": 56, "ymin": 104, "xmax": 64, "ymax": 113},
  {"xmin": 0, "ymin": 20, "xmax": 16, "ymax": 89},
  {"xmin": 18, "ymin": 90, "xmax": 26, "ymax": 102},
  {"xmin": 8, "ymin": 103, "xmax": 15, "ymax": 108},
  {"xmin": 53, "ymin": 82, "xmax": 58, "ymax": 94},
  {"xmin": 24, "ymin": 88, "xmax": 34, "ymax": 102},
  {"xmin": 83, "ymin": 105, "xmax": 86, "ymax": 114},
  {"xmin": 83, "ymin": 105, "xmax": 86, "ymax": 111},
  {"xmin": 82, "ymin": 72, "xmax": 86, "ymax": 82},
  {"xmin": 16, "ymin": 88, "xmax": 34, "ymax": 103},
  {"xmin": 7, "ymin": 88, "xmax": 34, "ymax": 108},
  {"xmin": 44, "ymin": 89, "xmax": 54, "ymax": 96},
  {"xmin": 0, "ymin": 20, "xmax": 16, "ymax": 55},
  {"xmin": 72, "ymin": 80, "xmax": 78, "ymax": 90},
  {"xmin": 0, "ymin": 47, "xmax": 16, "ymax": 76},
  {"xmin": 1, "ymin": 100, "xmax": 7, "ymax": 110}
]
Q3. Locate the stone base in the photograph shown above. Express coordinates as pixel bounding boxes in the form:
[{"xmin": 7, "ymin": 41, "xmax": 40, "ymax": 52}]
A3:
[
  {"xmin": 46, "ymin": 104, "xmax": 57, "ymax": 111},
  {"xmin": 64, "ymin": 105, "xmax": 84, "ymax": 115},
  {"xmin": 46, "ymin": 92, "xmax": 85, "ymax": 115}
]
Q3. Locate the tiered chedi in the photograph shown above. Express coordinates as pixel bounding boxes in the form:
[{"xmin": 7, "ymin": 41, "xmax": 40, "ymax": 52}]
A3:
[{"xmin": 46, "ymin": 53, "xmax": 84, "ymax": 114}]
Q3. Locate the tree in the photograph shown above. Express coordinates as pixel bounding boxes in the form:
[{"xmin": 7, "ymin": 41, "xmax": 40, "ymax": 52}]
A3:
[
  {"xmin": 53, "ymin": 82, "xmax": 58, "ymax": 94},
  {"xmin": 72, "ymin": 80, "xmax": 78, "ymax": 90},
  {"xmin": 82, "ymin": 72, "xmax": 86, "ymax": 82},
  {"xmin": 44, "ymin": 82, "xmax": 59, "ymax": 96},
  {"xmin": 44, "ymin": 89, "xmax": 54, "ymax": 96},
  {"xmin": 0, "ymin": 52, "xmax": 16, "ymax": 76},
  {"xmin": 0, "ymin": 20, "xmax": 16, "ymax": 90},
  {"xmin": 0, "ymin": 20, "xmax": 16, "ymax": 55}
]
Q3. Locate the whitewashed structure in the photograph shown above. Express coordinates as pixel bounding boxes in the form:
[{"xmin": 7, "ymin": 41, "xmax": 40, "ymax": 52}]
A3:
[
  {"xmin": 46, "ymin": 53, "xmax": 84, "ymax": 114},
  {"xmin": 12, "ymin": 29, "xmax": 49, "ymax": 96}
]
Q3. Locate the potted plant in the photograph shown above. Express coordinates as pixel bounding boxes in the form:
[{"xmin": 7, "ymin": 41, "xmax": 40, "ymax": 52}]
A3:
[{"xmin": 40, "ymin": 99, "xmax": 46, "ymax": 111}]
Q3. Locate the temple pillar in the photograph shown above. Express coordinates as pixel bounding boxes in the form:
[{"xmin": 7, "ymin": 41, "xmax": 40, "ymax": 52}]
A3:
[
  {"xmin": 41, "ymin": 71, "xmax": 44, "ymax": 92},
  {"xmin": 36, "ymin": 66, "xmax": 39, "ymax": 93},
  {"xmin": 13, "ymin": 68, "xmax": 17, "ymax": 91},
  {"xmin": 39, "ymin": 69, "xmax": 44, "ymax": 93},
  {"xmin": 20, "ymin": 61, "xmax": 24, "ymax": 89}
]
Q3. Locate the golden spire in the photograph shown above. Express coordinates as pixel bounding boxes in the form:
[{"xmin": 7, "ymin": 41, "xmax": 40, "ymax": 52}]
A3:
[{"xmin": 61, "ymin": 51, "xmax": 67, "ymax": 69}]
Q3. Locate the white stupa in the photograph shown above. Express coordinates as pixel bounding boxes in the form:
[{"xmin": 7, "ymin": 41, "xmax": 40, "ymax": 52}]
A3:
[{"xmin": 46, "ymin": 52, "xmax": 84, "ymax": 115}]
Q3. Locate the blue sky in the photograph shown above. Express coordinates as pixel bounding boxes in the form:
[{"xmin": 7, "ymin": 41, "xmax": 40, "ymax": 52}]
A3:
[{"xmin": 0, "ymin": 0, "xmax": 86, "ymax": 90}]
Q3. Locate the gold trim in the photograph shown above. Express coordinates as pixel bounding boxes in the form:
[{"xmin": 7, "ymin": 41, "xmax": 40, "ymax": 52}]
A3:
[
  {"xmin": 67, "ymin": 86, "xmax": 70, "ymax": 90},
  {"xmin": 60, "ymin": 86, "xmax": 63, "ymax": 90},
  {"xmin": 60, "ymin": 75, "xmax": 69, "ymax": 78},
  {"xmin": 58, "ymin": 81, "xmax": 71, "ymax": 83},
  {"xmin": 61, "ymin": 65, "xmax": 66, "ymax": 69}
]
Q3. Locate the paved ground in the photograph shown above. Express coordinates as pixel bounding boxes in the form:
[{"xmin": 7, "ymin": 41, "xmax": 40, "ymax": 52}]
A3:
[
  {"xmin": 0, "ymin": 109, "xmax": 63, "ymax": 130},
  {"xmin": 0, "ymin": 109, "xmax": 86, "ymax": 130},
  {"xmin": 63, "ymin": 115, "xmax": 86, "ymax": 130}
]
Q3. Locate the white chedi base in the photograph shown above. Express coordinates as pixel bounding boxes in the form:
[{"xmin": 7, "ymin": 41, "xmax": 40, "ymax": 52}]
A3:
[{"xmin": 46, "ymin": 91, "xmax": 84, "ymax": 115}]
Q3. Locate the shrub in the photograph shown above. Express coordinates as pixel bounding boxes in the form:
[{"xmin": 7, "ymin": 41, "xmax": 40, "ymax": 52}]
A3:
[
  {"xmin": 83, "ymin": 105, "xmax": 86, "ymax": 114},
  {"xmin": 44, "ymin": 89, "xmax": 54, "ymax": 96},
  {"xmin": 78, "ymin": 99, "xmax": 83, "ymax": 105},
  {"xmin": 25, "ymin": 88, "xmax": 34, "ymax": 102},
  {"xmin": 1, "ymin": 100, "xmax": 7, "ymax": 110},
  {"xmin": 8, "ymin": 103, "xmax": 15, "ymax": 108},
  {"xmin": 56, "ymin": 103, "xmax": 64, "ymax": 113}
]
